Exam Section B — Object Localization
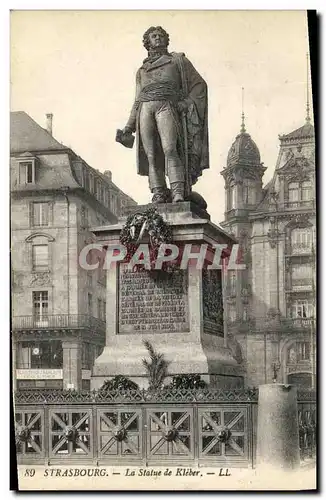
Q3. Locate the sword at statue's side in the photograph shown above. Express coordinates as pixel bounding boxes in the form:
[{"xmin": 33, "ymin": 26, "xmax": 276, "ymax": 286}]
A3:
[{"xmin": 181, "ymin": 110, "xmax": 191, "ymax": 199}]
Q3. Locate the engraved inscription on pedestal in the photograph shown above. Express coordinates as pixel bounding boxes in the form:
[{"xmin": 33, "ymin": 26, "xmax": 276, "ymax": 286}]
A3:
[
  {"xmin": 118, "ymin": 265, "xmax": 189, "ymax": 334},
  {"xmin": 202, "ymin": 269, "xmax": 224, "ymax": 337}
]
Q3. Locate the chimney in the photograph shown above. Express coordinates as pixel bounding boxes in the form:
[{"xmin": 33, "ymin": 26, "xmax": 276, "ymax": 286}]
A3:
[
  {"xmin": 46, "ymin": 113, "xmax": 53, "ymax": 135},
  {"xmin": 104, "ymin": 170, "xmax": 112, "ymax": 181}
]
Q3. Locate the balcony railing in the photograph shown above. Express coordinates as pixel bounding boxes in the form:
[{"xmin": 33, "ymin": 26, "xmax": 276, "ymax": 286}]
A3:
[
  {"xmin": 281, "ymin": 200, "xmax": 315, "ymax": 210},
  {"xmin": 290, "ymin": 279, "xmax": 313, "ymax": 291},
  {"xmin": 280, "ymin": 317, "xmax": 314, "ymax": 329},
  {"xmin": 12, "ymin": 314, "xmax": 106, "ymax": 335},
  {"xmin": 291, "ymin": 243, "xmax": 314, "ymax": 255}
]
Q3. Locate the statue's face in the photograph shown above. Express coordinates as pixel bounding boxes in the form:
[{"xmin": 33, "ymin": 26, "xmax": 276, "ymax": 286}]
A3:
[{"xmin": 148, "ymin": 29, "xmax": 167, "ymax": 50}]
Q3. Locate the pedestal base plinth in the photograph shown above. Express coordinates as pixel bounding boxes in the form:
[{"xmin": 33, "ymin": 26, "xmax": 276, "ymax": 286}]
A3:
[{"xmin": 91, "ymin": 333, "xmax": 244, "ymax": 390}]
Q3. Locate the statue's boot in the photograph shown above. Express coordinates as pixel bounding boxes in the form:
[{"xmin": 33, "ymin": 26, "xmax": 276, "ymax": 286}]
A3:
[
  {"xmin": 171, "ymin": 182, "xmax": 185, "ymax": 203},
  {"xmin": 152, "ymin": 187, "xmax": 168, "ymax": 204}
]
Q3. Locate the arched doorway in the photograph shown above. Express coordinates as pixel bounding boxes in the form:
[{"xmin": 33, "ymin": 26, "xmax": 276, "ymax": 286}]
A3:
[{"xmin": 287, "ymin": 372, "xmax": 312, "ymax": 389}]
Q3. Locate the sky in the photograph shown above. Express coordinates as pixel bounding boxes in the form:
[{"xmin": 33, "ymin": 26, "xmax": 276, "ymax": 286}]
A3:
[{"xmin": 10, "ymin": 10, "xmax": 313, "ymax": 224}]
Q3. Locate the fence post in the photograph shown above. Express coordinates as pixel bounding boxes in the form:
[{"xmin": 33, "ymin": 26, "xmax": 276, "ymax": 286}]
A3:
[{"xmin": 257, "ymin": 384, "xmax": 300, "ymax": 471}]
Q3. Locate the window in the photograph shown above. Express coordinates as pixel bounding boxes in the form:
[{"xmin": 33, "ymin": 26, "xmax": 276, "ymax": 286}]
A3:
[
  {"xmin": 301, "ymin": 181, "xmax": 312, "ymax": 201},
  {"xmin": 291, "ymin": 228, "xmax": 313, "ymax": 254},
  {"xmin": 87, "ymin": 272, "xmax": 92, "ymax": 288},
  {"xmin": 288, "ymin": 180, "xmax": 313, "ymax": 205},
  {"xmin": 242, "ymin": 307, "xmax": 248, "ymax": 321},
  {"xmin": 26, "ymin": 163, "xmax": 34, "ymax": 183},
  {"xmin": 87, "ymin": 293, "xmax": 93, "ymax": 315},
  {"xmin": 230, "ymin": 186, "xmax": 236, "ymax": 209},
  {"xmin": 20, "ymin": 160, "xmax": 35, "ymax": 184},
  {"xmin": 103, "ymin": 190, "xmax": 108, "ymax": 207},
  {"xmin": 82, "ymin": 343, "xmax": 92, "ymax": 370},
  {"xmin": 297, "ymin": 342, "xmax": 311, "ymax": 361},
  {"xmin": 84, "ymin": 173, "xmax": 90, "ymax": 190},
  {"xmin": 110, "ymin": 192, "xmax": 117, "ymax": 213},
  {"xmin": 291, "ymin": 299, "xmax": 314, "ymax": 319},
  {"xmin": 32, "ymin": 202, "xmax": 49, "ymax": 226},
  {"xmin": 288, "ymin": 182, "xmax": 300, "ymax": 202},
  {"xmin": 291, "ymin": 263, "xmax": 312, "ymax": 289},
  {"xmin": 32, "ymin": 244, "xmax": 49, "ymax": 270},
  {"xmin": 89, "ymin": 175, "xmax": 94, "ymax": 193},
  {"xmin": 98, "ymin": 184, "xmax": 103, "ymax": 203},
  {"xmin": 18, "ymin": 340, "xmax": 62, "ymax": 369},
  {"xmin": 33, "ymin": 291, "xmax": 49, "ymax": 320},
  {"xmin": 243, "ymin": 182, "xmax": 255, "ymax": 205}
]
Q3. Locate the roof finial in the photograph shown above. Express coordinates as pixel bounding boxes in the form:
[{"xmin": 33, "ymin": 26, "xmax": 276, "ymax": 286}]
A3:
[
  {"xmin": 306, "ymin": 52, "xmax": 311, "ymax": 124},
  {"xmin": 241, "ymin": 87, "xmax": 246, "ymax": 133}
]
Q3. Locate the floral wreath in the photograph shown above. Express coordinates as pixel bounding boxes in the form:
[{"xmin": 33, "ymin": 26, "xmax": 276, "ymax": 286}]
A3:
[{"xmin": 119, "ymin": 207, "xmax": 174, "ymax": 270}]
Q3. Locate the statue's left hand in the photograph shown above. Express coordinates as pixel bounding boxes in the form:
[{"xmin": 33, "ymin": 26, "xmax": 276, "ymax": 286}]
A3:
[{"xmin": 177, "ymin": 100, "xmax": 188, "ymax": 113}]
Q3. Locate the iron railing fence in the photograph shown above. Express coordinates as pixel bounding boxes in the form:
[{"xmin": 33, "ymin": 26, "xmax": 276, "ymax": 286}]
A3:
[
  {"xmin": 13, "ymin": 389, "xmax": 315, "ymax": 467},
  {"xmin": 14, "ymin": 387, "xmax": 260, "ymax": 405}
]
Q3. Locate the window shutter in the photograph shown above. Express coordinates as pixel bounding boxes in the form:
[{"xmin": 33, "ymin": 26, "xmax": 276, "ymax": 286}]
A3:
[{"xmin": 42, "ymin": 203, "xmax": 49, "ymax": 225}]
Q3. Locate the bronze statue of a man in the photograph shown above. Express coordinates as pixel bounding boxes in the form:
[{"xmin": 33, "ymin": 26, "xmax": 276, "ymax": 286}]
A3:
[{"xmin": 119, "ymin": 26, "xmax": 209, "ymax": 204}]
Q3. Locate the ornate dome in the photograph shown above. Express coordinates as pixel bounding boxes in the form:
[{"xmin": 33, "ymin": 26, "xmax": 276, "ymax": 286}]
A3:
[{"xmin": 227, "ymin": 130, "xmax": 261, "ymax": 168}]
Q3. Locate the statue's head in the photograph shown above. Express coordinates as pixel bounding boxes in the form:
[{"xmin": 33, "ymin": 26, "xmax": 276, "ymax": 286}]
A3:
[{"xmin": 143, "ymin": 26, "xmax": 170, "ymax": 51}]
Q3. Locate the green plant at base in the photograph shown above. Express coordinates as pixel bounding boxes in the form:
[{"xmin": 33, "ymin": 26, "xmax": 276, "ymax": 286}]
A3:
[{"xmin": 142, "ymin": 340, "xmax": 170, "ymax": 391}]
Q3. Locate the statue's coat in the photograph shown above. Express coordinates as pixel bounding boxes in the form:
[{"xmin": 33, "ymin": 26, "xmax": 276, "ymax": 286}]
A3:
[{"xmin": 126, "ymin": 52, "xmax": 209, "ymax": 192}]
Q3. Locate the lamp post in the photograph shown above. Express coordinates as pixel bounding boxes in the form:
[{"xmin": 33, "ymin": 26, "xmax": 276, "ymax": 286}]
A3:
[{"xmin": 271, "ymin": 362, "xmax": 281, "ymax": 383}]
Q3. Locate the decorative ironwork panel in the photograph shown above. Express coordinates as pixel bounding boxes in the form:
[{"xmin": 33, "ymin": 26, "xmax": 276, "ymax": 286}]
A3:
[
  {"xmin": 97, "ymin": 407, "xmax": 142, "ymax": 461},
  {"xmin": 146, "ymin": 408, "xmax": 194, "ymax": 461},
  {"xmin": 198, "ymin": 406, "xmax": 249, "ymax": 463},
  {"xmin": 202, "ymin": 269, "xmax": 224, "ymax": 337},
  {"xmin": 15, "ymin": 408, "xmax": 44, "ymax": 459},
  {"xmin": 48, "ymin": 407, "xmax": 93, "ymax": 459}
]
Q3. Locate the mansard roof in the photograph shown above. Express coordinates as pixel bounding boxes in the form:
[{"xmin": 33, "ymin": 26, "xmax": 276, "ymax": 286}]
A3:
[
  {"xmin": 10, "ymin": 111, "xmax": 67, "ymax": 154},
  {"xmin": 279, "ymin": 122, "xmax": 315, "ymax": 142}
]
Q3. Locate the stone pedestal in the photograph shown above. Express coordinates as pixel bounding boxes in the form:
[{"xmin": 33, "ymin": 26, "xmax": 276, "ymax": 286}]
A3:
[
  {"xmin": 91, "ymin": 203, "xmax": 244, "ymax": 389},
  {"xmin": 62, "ymin": 341, "xmax": 82, "ymax": 390},
  {"xmin": 257, "ymin": 384, "xmax": 300, "ymax": 471}
]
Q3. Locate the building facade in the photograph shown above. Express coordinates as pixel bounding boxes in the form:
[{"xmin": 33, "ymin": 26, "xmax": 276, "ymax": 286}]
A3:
[
  {"xmin": 221, "ymin": 115, "xmax": 316, "ymax": 389},
  {"xmin": 11, "ymin": 111, "xmax": 137, "ymax": 391}
]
